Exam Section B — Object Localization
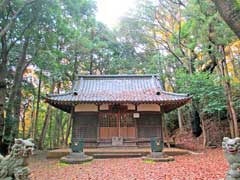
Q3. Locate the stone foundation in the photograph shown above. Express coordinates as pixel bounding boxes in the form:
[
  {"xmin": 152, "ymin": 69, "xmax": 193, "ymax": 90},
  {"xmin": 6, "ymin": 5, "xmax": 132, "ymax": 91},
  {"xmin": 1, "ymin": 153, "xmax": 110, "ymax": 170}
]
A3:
[
  {"xmin": 142, "ymin": 152, "xmax": 174, "ymax": 162},
  {"xmin": 60, "ymin": 152, "xmax": 93, "ymax": 164}
]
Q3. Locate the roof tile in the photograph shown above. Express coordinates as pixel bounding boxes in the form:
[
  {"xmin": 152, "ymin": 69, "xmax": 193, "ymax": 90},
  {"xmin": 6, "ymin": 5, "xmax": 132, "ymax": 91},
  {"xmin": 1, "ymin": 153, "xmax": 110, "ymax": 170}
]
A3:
[{"xmin": 46, "ymin": 75, "xmax": 191, "ymax": 112}]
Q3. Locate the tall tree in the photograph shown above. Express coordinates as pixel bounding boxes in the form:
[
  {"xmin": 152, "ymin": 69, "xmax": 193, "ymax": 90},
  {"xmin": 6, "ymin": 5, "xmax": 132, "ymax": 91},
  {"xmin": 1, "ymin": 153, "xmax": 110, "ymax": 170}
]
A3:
[
  {"xmin": 0, "ymin": 0, "xmax": 41, "ymax": 154},
  {"xmin": 211, "ymin": 0, "xmax": 240, "ymax": 38}
]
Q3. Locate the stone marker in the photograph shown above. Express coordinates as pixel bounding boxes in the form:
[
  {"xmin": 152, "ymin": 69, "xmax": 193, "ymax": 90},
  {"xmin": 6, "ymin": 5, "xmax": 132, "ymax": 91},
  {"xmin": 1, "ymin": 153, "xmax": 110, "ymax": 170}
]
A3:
[
  {"xmin": 222, "ymin": 137, "xmax": 240, "ymax": 180},
  {"xmin": 60, "ymin": 139, "xmax": 93, "ymax": 164},
  {"xmin": 0, "ymin": 138, "xmax": 35, "ymax": 180},
  {"xmin": 142, "ymin": 137, "xmax": 174, "ymax": 162}
]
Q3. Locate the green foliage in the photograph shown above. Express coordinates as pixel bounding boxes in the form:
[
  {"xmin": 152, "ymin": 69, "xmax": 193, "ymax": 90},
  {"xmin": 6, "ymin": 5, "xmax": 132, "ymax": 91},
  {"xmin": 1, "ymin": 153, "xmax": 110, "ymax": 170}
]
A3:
[
  {"xmin": 143, "ymin": 159, "xmax": 155, "ymax": 164},
  {"xmin": 164, "ymin": 111, "xmax": 179, "ymax": 133},
  {"xmin": 176, "ymin": 71, "xmax": 226, "ymax": 113},
  {"xmin": 57, "ymin": 162, "xmax": 70, "ymax": 167}
]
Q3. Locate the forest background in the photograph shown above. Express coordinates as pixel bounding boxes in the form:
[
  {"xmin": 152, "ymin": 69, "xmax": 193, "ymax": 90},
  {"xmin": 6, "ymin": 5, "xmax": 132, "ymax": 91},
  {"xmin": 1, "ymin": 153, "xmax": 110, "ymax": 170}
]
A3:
[{"xmin": 0, "ymin": 0, "xmax": 239, "ymax": 154}]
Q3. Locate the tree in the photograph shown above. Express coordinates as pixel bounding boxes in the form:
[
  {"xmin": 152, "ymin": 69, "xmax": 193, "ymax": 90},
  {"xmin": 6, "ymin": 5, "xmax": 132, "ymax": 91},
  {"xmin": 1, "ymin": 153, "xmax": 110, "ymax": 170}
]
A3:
[
  {"xmin": 211, "ymin": 0, "xmax": 240, "ymax": 39},
  {"xmin": 115, "ymin": 0, "xmax": 239, "ymax": 143},
  {"xmin": 176, "ymin": 72, "xmax": 226, "ymax": 147},
  {"xmin": 0, "ymin": 0, "xmax": 42, "ymax": 154}
]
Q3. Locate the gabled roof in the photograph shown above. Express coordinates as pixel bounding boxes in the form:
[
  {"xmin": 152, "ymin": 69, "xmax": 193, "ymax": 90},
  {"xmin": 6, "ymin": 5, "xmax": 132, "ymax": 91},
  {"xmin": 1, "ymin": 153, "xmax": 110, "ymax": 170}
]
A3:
[{"xmin": 46, "ymin": 75, "xmax": 191, "ymax": 113}]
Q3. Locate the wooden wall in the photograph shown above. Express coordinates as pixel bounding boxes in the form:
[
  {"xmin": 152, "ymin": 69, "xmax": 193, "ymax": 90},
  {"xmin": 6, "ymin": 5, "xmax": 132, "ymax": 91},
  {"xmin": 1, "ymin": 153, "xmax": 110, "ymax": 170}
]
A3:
[
  {"xmin": 74, "ymin": 103, "xmax": 161, "ymax": 112},
  {"xmin": 137, "ymin": 104, "xmax": 161, "ymax": 112},
  {"xmin": 72, "ymin": 112, "xmax": 98, "ymax": 142},
  {"xmin": 136, "ymin": 113, "xmax": 162, "ymax": 140},
  {"xmin": 75, "ymin": 104, "xmax": 98, "ymax": 112},
  {"xmin": 71, "ymin": 111, "xmax": 163, "ymax": 145}
]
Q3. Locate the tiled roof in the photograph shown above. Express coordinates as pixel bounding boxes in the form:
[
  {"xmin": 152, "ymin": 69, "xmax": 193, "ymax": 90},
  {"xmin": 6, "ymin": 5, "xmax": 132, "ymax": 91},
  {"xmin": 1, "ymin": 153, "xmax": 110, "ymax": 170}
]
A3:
[{"xmin": 46, "ymin": 75, "xmax": 191, "ymax": 112}]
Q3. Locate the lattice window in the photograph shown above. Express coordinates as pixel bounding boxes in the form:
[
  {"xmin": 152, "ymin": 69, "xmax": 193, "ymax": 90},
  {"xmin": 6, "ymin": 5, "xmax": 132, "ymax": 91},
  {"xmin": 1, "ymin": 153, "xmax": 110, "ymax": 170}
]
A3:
[
  {"xmin": 99, "ymin": 113, "xmax": 117, "ymax": 127},
  {"xmin": 120, "ymin": 114, "xmax": 135, "ymax": 127}
]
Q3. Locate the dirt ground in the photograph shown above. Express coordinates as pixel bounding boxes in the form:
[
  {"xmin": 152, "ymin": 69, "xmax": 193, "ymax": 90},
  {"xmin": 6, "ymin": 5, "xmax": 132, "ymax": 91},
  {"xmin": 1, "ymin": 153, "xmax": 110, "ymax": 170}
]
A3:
[{"xmin": 29, "ymin": 149, "xmax": 228, "ymax": 180}]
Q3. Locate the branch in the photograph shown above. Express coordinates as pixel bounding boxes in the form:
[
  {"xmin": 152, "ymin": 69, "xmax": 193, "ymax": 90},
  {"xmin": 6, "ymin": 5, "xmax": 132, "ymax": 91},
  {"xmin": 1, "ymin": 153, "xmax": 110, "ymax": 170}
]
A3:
[
  {"xmin": 154, "ymin": 9, "xmax": 175, "ymax": 36},
  {"xmin": 164, "ymin": 41, "xmax": 184, "ymax": 66},
  {"xmin": 7, "ymin": 18, "xmax": 35, "ymax": 53},
  {"xmin": 0, "ymin": 0, "xmax": 10, "ymax": 13},
  {"xmin": 154, "ymin": 6, "xmax": 187, "ymax": 50},
  {"xmin": 0, "ymin": 0, "xmax": 35, "ymax": 38},
  {"xmin": 202, "ymin": 23, "xmax": 218, "ymax": 73},
  {"xmin": 160, "ymin": 38, "xmax": 185, "ymax": 66},
  {"xmin": 169, "ymin": 0, "xmax": 186, "ymax": 7},
  {"xmin": 177, "ymin": 11, "xmax": 186, "ymax": 57}
]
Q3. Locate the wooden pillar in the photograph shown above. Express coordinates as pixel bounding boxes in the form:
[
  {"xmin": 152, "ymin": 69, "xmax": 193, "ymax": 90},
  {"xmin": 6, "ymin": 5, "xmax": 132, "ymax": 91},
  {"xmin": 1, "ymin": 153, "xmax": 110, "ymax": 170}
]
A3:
[
  {"xmin": 97, "ymin": 112, "xmax": 100, "ymax": 142},
  {"xmin": 117, "ymin": 112, "xmax": 120, "ymax": 137},
  {"xmin": 71, "ymin": 111, "xmax": 75, "ymax": 142},
  {"xmin": 160, "ymin": 114, "xmax": 164, "ymax": 142}
]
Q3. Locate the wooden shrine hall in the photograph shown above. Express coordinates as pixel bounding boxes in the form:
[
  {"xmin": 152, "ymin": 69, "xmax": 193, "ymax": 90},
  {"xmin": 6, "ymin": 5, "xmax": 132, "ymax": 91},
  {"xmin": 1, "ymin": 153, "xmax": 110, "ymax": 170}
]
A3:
[{"xmin": 46, "ymin": 75, "xmax": 191, "ymax": 147}]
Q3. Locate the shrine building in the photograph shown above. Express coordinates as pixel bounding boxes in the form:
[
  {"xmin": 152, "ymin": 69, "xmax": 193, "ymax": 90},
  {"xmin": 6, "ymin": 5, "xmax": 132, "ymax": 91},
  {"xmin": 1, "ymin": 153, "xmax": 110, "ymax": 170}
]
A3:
[{"xmin": 46, "ymin": 75, "xmax": 191, "ymax": 147}]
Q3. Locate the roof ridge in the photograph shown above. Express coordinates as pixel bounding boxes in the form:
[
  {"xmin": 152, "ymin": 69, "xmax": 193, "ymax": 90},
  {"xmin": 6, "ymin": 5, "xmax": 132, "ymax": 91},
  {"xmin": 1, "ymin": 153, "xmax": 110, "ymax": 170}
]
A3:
[
  {"xmin": 151, "ymin": 75, "xmax": 163, "ymax": 92},
  {"xmin": 161, "ymin": 91, "xmax": 191, "ymax": 97},
  {"xmin": 47, "ymin": 92, "xmax": 72, "ymax": 97},
  {"xmin": 77, "ymin": 74, "xmax": 158, "ymax": 79}
]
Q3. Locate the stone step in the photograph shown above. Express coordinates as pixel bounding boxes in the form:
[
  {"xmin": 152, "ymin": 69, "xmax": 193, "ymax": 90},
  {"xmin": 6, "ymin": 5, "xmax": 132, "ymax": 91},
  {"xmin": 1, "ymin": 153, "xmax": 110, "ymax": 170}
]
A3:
[
  {"xmin": 47, "ymin": 147, "xmax": 189, "ymax": 159},
  {"xmin": 97, "ymin": 142, "xmax": 137, "ymax": 148},
  {"xmin": 86, "ymin": 151, "xmax": 148, "ymax": 155},
  {"xmin": 93, "ymin": 153, "xmax": 143, "ymax": 158},
  {"xmin": 97, "ymin": 144, "xmax": 138, "ymax": 148}
]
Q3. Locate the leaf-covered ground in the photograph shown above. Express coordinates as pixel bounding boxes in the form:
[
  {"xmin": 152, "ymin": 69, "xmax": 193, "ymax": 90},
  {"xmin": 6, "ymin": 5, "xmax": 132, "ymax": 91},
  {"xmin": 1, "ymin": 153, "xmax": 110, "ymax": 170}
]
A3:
[{"xmin": 29, "ymin": 149, "xmax": 228, "ymax": 180}]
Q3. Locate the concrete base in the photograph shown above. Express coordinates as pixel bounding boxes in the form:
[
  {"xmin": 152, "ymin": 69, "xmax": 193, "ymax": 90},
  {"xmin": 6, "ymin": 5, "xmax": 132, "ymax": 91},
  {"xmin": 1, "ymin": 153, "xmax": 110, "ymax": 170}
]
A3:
[
  {"xmin": 142, "ymin": 152, "xmax": 175, "ymax": 162},
  {"xmin": 60, "ymin": 152, "xmax": 93, "ymax": 164}
]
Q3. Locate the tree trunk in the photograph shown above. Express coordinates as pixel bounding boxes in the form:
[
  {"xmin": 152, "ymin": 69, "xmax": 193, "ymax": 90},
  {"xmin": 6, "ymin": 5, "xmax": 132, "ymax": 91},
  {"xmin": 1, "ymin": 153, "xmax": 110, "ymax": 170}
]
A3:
[
  {"xmin": 48, "ymin": 113, "xmax": 53, "ymax": 149},
  {"xmin": 218, "ymin": 45, "xmax": 239, "ymax": 137},
  {"xmin": 228, "ymin": 117, "xmax": 235, "ymax": 138},
  {"xmin": 89, "ymin": 29, "xmax": 95, "ymax": 75},
  {"xmin": 60, "ymin": 111, "xmax": 67, "ymax": 145},
  {"xmin": 34, "ymin": 70, "xmax": 42, "ymax": 141},
  {"xmin": 200, "ymin": 113, "xmax": 206, "ymax": 148},
  {"xmin": 5, "ymin": 37, "xmax": 30, "ymax": 146},
  {"xmin": 55, "ymin": 82, "xmax": 62, "ymax": 147},
  {"xmin": 211, "ymin": 0, "xmax": 240, "ymax": 38},
  {"xmin": 22, "ymin": 115, "xmax": 26, "ymax": 139},
  {"xmin": 72, "ymin": 51, "xmax": 79, "ymax": 81},
  {"xmin": 63, "ymin": 52, "xmax": 78, "ymax": 146},
  {"xmin": 65, "ymin": 114, "xmax": 72, "ymax": 146},
  {"xmin": 162, "ymin": 115, "xmax": 170, "ymax": 148},
  {"xmin": 177, "ymin": 108, "xmax": 184, "ymax": 132},
  {"xmin": 38, "ymin": 105, "xmax": 52, "ymax": 149},
  {"xmin": 38, "ymin": 80, "xmax": 55, "ymax": 149},
  {"xmin": 59, "ymin": 112, "xmax": 64, "ymax": 145},
  {"xmin": 26, "ymin": 95, "xmax": 35, "ymax": 139},
  {"xmin": 0, "ymin": 35, "xmax": 8, "ymax": 155},
  {"xmin": 21, "ymin": 101, "xmax": 30, "ymax": 139},
  {"xmin": 55, "ymin": 111, "xmax": 61, "ymax": 147},
  {"xmin": 89, "ymin": 53, "xmax": 93, "ymax": 75}
]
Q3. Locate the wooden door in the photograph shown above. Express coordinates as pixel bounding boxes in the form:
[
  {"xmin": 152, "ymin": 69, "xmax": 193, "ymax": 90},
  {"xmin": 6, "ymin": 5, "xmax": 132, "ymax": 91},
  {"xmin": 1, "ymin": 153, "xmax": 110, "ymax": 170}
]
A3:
[
  {"xmin": 99, "ymin": 113, "xmax": 136, "ymax": 140},
  {"xmin": 120, "ymin": 113, "xmax": 136, "ymax": 139},
  {"xmin": 99, "ymin": 113, "xmax": 118, "ymax": 139}
]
